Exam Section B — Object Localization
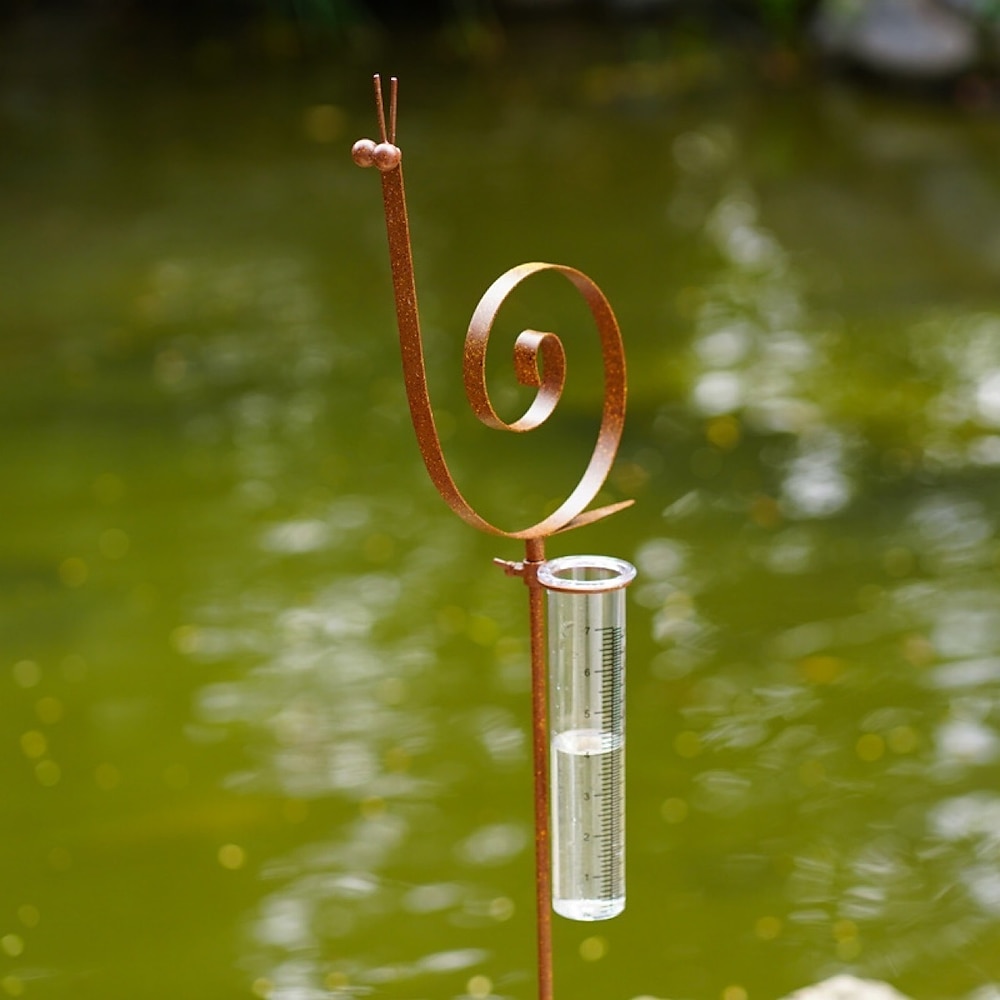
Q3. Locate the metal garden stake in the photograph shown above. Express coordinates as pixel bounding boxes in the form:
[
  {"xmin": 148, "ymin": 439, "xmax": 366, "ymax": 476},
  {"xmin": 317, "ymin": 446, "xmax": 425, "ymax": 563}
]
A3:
[{"xmin": 352, "ymin": 75, "xmax": 636, "ymax": 1000}]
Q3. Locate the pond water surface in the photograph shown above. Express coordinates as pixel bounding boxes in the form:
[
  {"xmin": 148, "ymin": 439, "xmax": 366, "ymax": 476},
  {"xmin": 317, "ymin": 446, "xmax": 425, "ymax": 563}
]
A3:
[{"xmin": 3, "ymin": 21, "xmax": 1000, "ymax": 1000}]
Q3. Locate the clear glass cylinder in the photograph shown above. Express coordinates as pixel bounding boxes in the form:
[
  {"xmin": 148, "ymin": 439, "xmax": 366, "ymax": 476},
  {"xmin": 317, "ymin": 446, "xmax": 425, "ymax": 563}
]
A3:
[{"xmin": 537, "ymin": 554, "xmax": 636, "ymax": 922}]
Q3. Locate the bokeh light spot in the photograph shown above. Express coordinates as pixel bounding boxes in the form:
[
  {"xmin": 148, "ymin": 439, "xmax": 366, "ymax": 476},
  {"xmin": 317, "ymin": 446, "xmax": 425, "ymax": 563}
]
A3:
[
  {"xmin": 798, "ymin": 655, "xmax": 843, "ymax": 685},
  {"xmin": 837, "ymin": 938, "xmax": 862, "ymax": 960},
  {"xmin": 218, "ymin": 844, "xmax": 246, "ymax": 870},
  {"xmin": 302, "ymin": 104, "xmax": 345, "ymax": 143},
  {"xmin": 901, "ymin": 633, "xmax": 935, "ymax": 667},
  {"xmin": 579, "ymin": 935, "xmax": 607, "ymax": 961},
  {"xmin": 856, "ymin": 733, "xmax": 885, "ymax": 762},
  {"xmin": 16, "ymin": 906, "xmax": 39, "ymax": 929},
  {"xmin": 888, "ymin": 725, "xmax": 920, "ymax": 754},
  {"xmin": 466, "ymin": 975, "xmax": 493, "ymax": 998},
  {"xmin": 58, "ymin": 557, "xmax": 88, "ymax": 587},
  {"xmin": 833, "ymin": 918, "xmax": 858, "ymax": 942},
  {"xmin": 674, "ymin": 731, "xmax": 702, "ymax": 758},
  {"xmin": 34, "ymin": 760, "xmax": 61, "ymax": 786},
  {"xmin": 0, "ymin": 936, "xmax": 23, "ymax": 958},
  {"xmin": 755, "ymin": 915, "xmax": 783, "ymax": 940},
  {"xmin": 438, "ymin": 605, "xmax": 467, "ymax": 634},
  {"xmin": 693, "ymin": 371, "xmax": 744, "ymax": 415},
  {"xmin": 660, "ymin": 797, "xmax": 689, "ymax": 823},
  {"xmin": 12, "ymin": 661, "xmax": 41, "ymax": 689},
  {"xmin": 722, "ymin": 986, "xmax": 748, "ymax": 1000},
  {"xmin": 706, "ymin": 414, "xmax": 742, "ymax": 450},
  {"xmin": 35, "ymin": 697, "xmax": 64, "ymax": 725},
  {"xmin": 20, "ymin": 731, "xmax": 47, "ymax": 759},
  {"xmin": 749, "ymin": 494, "xmax": 782, "ymax": 528},
  {"xmin": 171, "ymin": 625, "xmax": 200, "ymax": 655},
  {"xmin": 488, "ymin": 896, "xmax": 515, "ymax": 921},
  {"xmin": 1, "ymin": 975, "xmax": 23, "ymax": 997},
  {"xmin": 467, "ymin": 614, "xmax": 499, "ymax": 647}
]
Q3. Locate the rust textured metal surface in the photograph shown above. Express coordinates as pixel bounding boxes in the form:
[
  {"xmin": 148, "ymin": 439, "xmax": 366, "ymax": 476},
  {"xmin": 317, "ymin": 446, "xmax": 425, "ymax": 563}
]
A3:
[
  {"xmin": 524, "ymin": 535, "xmax": 553, "ymax": 1000},
  {"xmin": 353, "ymin": 74, "xmax": 631, "ymax": 1000},
  {"xmin": 353, "ymin": 74, "xmax": 632, "ymax": 541}
]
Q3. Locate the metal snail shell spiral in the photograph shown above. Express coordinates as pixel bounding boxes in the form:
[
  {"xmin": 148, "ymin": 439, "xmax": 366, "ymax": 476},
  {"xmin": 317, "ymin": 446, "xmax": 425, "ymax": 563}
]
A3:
[{"xmin": 353, "ymin": 75, "xmax": 632, "ymax": 541}]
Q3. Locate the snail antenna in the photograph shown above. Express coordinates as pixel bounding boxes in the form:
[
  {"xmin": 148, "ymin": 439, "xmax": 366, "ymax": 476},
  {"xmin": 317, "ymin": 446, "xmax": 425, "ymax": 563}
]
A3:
[
  {"xmin": 389, "ymin": 76, "xmax": 398, "ymax": 145},
  {"xmin": 373, "ymin": 73, "xmax": 388, "ymax": 144}
]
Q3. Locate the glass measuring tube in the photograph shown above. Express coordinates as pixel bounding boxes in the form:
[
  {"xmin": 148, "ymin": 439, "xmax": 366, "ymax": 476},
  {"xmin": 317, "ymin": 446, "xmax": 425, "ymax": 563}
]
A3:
[{"xmin": 537, "ymin": 554, "xmax": 636, "ymax": 922}]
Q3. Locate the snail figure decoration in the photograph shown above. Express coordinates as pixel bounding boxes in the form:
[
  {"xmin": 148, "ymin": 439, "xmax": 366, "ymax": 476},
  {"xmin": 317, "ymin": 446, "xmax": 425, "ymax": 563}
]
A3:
[{"xmin": 352, "ymin": 74, "xmax": 635, "ymax": 1000}]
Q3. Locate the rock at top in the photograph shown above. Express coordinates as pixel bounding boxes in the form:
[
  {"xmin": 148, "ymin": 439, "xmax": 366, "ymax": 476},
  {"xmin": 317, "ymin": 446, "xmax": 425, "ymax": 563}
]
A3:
[{"xmin": 813, "ymin": 0, "xmax": 978, "ymax": 79}]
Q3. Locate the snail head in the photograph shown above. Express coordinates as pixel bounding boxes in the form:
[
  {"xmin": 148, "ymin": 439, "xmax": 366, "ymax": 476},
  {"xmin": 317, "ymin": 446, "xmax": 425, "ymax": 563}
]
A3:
[{"xmin": 352, "ymin": 74, "xmax": 401, "ymax": 173}]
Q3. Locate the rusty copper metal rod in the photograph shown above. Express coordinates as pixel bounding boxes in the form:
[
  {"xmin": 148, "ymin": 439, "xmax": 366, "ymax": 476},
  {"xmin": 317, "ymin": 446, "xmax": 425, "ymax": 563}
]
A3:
[{"xmin": 524, "ymin": 535, "xmax": 553, "ymax": 1000}]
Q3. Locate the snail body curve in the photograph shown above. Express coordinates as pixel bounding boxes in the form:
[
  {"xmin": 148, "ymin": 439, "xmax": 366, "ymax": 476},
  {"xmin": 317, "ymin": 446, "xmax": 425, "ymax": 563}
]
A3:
[{"xmin": 354, "ymin": 75, "xmax": 630, "ymax": 540}]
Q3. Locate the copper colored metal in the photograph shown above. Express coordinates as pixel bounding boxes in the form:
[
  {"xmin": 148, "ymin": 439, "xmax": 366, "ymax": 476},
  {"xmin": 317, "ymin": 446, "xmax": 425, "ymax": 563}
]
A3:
[
  {"xmin": 523, "ymin": 535, "xmax": 553, "ymax": 1000},
  {"xmin": 353, "ymin": 74, "xmax": 631, "ymax": 1000},
  {"xmin": 354, "ymin": 75, "xmax": 632, "ymax": 541}
]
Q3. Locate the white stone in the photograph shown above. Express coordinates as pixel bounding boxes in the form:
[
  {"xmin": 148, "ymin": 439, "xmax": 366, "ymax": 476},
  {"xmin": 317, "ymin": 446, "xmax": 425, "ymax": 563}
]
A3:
[
  {"xmin": 779, "ymin": 975, "xmax": 913, "ymax": 1000},
  {"xmin": 814, "ymin": 0, "xmax": 977, "ymax": 78}
]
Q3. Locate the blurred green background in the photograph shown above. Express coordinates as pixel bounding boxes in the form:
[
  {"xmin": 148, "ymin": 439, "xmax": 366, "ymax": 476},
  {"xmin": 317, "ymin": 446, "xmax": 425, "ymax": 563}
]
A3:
[{"xmin": 3, "ymin": 3, "xmax": 1000, "ymax": 999}]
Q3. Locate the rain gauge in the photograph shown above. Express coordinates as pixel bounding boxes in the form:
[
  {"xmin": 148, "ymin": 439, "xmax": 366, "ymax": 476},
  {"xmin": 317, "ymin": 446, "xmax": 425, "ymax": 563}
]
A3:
[{"xmin": 353, "ymin": 75, "xmax": 636, "ymax": 1000}]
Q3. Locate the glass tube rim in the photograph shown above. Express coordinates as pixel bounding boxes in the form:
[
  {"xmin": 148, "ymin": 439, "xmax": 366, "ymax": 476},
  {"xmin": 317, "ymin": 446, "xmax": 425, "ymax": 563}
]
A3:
[{"xmin": 536, "ymin": 554, "xmax": 637, "ymax": 594}]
